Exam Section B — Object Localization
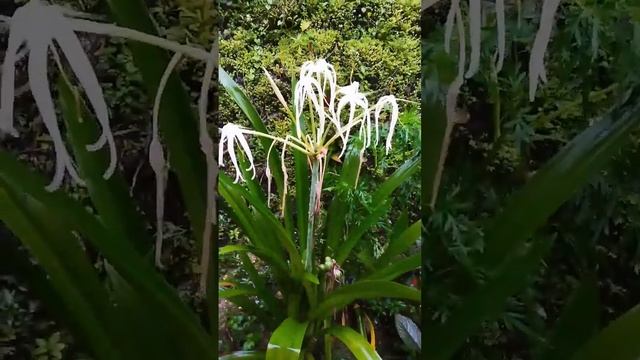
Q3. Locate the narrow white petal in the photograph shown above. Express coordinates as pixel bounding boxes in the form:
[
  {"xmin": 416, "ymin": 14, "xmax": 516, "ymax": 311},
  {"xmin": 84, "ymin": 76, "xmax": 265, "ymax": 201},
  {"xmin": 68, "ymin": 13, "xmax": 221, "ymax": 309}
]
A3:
[
  {"xmin": 264, "ymin": 68, "xmax": 289, "ymax": 111},
  {"xmin": 376, "ymin": 96, "xmax": 399, "ymax": 154},
  {"xmin": 264, "ymin": 139, "xmax": 278, "ymax": 207},
  {"xmin": 466, "ymin": 0, "xmax": 482, "ymax": 78},
  {"xmin": 53, "ymin": 16, "xmax": 117, "ymax": 178},
  {"xmin": 0, "ymin": 24, "xmax": 24, "ymax": 136},
  {"xmin": 218, "ymin": 132, "xmax": 227, "ymax": 165},
  {"xmin": 495, "ymin": 0, "xmax": 506, "ymax": 72},
  {"xmin": 227, "ymin": 136, "xmax": 243, "ymax": 183},
  {"xmin": 444, "ymin": 0, "xmax": 459, "ymax": 54},
  {"xmin": 235, "ymin": 132, "xmax": 256, "ymax": 179},
  {"xmin": 28, "ymin": 40, "xmax": 74, "ymax": 191},
  {"xmin": 529, "ymin": 0, "xmax": 562, "ymax": 101},
  {"xmin": 448, "ymin": 0, "xmax": 467, "ymax": 125}
]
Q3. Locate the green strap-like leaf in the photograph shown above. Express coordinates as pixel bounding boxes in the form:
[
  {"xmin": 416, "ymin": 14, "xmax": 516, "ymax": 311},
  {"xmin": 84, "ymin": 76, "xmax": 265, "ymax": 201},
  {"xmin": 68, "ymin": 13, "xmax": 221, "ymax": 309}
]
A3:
[
  {"xmin": 325, "ymin": 143, "xmax": 364, "ymax": 255},
  {"xmin": 0, "ymin": 187, "xmax": 123, "ymax": 360},
  {"xmin": 334, "ymin": 154, "xmax": 419, "ymax": 263},
  {"xmin": 537, "ymin": 275, "xmax": 600, "ymax": 360},
  {"xmin": 220, "ymin": 351, "xmax": 265, "ymax": 360},
  {"xmin": 326, "ymin": 326, "xmax": 382, "ymax": 360},
  {"xmin": 0, "ymin": 152, "xmax": 217, "ymax": 359},
  {"xmin": 571, "ymin": 302, "xmax": 640, "ymax": 360},
  {"xmin": 377, "ymin": 220, "xmax": 422, "ymax": 265},
  {"xmin": 335, "ymin": 202, "xmax": 390, "ymax": 264},
  {"xmin": 266, "ymin": 318, "xmax": 309, "ymax": 360},
  {"xmin": 310, "ymin": 281, "xmax": 420, "ymax": 320},
  {"xmin": 363, "ymin": 254, "xmax": 420, "ymax": 281},
  {"xmin": 422, "ymin": 236, "xmax": 553, "ymax": 360},
  {"xmin": 220, "ymin": 173, "xmax": 303, "ymax": 273},
  {"xmin": 372, "ymin": 152, "xmax": 420, "ymax": 205},
  {"xmin": 57, "ymin": 75, "xmax": 151, "ymax": 256},
  {"xmin": 479, "ymin": 92, "xmax": 640, "ymax": 270}
]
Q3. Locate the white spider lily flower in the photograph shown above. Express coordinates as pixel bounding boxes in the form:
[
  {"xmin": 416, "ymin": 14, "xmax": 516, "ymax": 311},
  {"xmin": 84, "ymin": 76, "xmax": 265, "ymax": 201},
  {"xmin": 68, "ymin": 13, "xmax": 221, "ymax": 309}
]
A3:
[
  {"xmin": 221, "ymin": 60, "xmax": 403, "ymax": 214},
  {"xmin": 296, "ymin": 59, "xmax": 341, "ymax": 143},
  {"xmin": 529, "ymin": 0, "xmax": 562, "ymax": 101},
  {"xmin": 335, "ymin": 82, "xmax": 369, "ymax": 155},
  {"xmin": 218, "ymin": 123, "xmax": 256, "ymax": 183},
  {"xmin": 294, "ymin": 75, "xmax": 325, "ymax": 139},
  {"xmin": 0, "ymin": 0, "xmax": 116, "ymax": 190},
  {"xmin": 374, "ymin": 95, "xmax": 399, "ymax": 154}
]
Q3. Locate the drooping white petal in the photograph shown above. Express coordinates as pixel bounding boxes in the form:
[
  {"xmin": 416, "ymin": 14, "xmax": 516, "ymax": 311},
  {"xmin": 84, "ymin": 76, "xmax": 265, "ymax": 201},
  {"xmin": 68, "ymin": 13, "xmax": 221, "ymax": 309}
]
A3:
[
  {"xmin": 198, "ymin": 40, "xmax": 219, "ymax": 294},
  {"xmin": 264, "ymin": 68, "xmax": 289, "ymax": 112},
  {"xmin": 52, "ymin": 12, "xmax": 116, "ymax": 179},
  {"xmin": 466, "ymin": 0, "xmax": 482, "ymax": 78},
  {"xmin": 28, "ymin": 38, "xmax": 80, "ymax": 191},
  {"xmin": 264, "ymin": 139, "xmax": 278, "ymax": 207},
  {"xmin": 448, "ymin": 0, "xmax": 467, "ymax": 125},
  {"xmin": 297, "ymin": 59, "xmax": 339, "ymax": 141},
  {"xmin": 444, "ymin": 0, "xmax": 460, "ymax": 54},
  {"xmin": 0, "ymin": 14, "xmax": 26, "ymax": 136},
  {"xmin": 335, "ymin": 82, "xmax": 369, "ymax": 156},
  {"xmin": 375, "ymin": 95, "xmax": 399, "ymax": 154},
  {"xmin": 219, "ymin": 123, "xmax": 255, "ymax": 184},
  {"xmin": 294, "ymin": 75, "xmax": 326, "ymax": 142},
  {"xmin": 495, "ymin": 0, "xmax": 506, "ymax": 72},
  {"xmin": 150, "ymin": 52, "xmax": 181, "ymax": 268},
  {"xmin": 529, "ymin": 0, "xmax": 562, "ymax": 101}
]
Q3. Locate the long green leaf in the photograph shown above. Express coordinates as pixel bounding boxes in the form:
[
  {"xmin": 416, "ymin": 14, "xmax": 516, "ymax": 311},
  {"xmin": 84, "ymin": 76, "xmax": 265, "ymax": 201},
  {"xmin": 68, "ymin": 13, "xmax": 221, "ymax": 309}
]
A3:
[
  {"xmin": 0, "ymin": 187, "xmax": 123, "ymax": 359},
  {"xmin": 363, "ymin": 254, "xmax": 421, "ymax": 281},
  {"xmin": 57, "ymin": 74, "xmax": 151, "ymax": 255},
  {"xmin": 326, "ymin": 326, "xmax": 382, "ymax": 360},
  {"xmin": 220, "ymin": 351, "xmax": 265, "ymax": 360},
  {"xmin": 0, "ymin": 152, "xmax": 217, "ymax": 358},
  {"xmin": 479, "ymin": 92, "xmax": 640, "ymax": 270},
  {"xmin": 310, "ymin": 281, "xmax": 420, "ymax": 320},
  {"xmin": 335, "ymin": 202, "xmax": 390, "ymax": 264},
  {"xmin": 325, "ymin": 142, "xmax": 364, "ymax": 255},
  {"xmin": 423, "ymin": 236, "xmax": 553, "ymax": 360},
  {"xmin": 372, "ymin": 152, "xmax": 420, "ymax": 204},
  {"xmin": 220, "ymin": 173, "xmax": 302, "ymax": 273},
  {"xmin": 377, "ymin": 220, "xmax": 422, "ymax": 265},
  {"xmin": 572, "ymin": 302, "xmax": 640, "ymax": 360},
  {"xmin": 292, "ymin": 76, "xmax": 310, "ymax": 248},
  {"xmin": 265, "ymin": 318, "xmax": 309, "ymax": 360},
  {"xmin": 537, "ymin": 275, "xmax": 600, "ymax": 360},
  {"xmin": 334, "ymin": 154, "xmax": 420, "ymax": 263}
]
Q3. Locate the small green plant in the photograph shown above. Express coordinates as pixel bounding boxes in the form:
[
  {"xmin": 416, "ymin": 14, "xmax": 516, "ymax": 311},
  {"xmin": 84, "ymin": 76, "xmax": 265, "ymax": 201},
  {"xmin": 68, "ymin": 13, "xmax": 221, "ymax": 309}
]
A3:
[{"xmin": 32, "ymin": 332, "xmax": 66, "ymax": 360}]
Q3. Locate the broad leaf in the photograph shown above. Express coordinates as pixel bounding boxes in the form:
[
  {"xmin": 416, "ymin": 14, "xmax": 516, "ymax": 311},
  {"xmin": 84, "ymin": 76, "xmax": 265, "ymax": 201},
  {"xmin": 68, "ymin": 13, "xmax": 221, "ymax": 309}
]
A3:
[
  {"xmin": 326, "ymin": 326, "xmax": 382, "ymax": 360},
  {"xmin": 266, "ymin": 318, "xmax": 309, "ymax": 360}
]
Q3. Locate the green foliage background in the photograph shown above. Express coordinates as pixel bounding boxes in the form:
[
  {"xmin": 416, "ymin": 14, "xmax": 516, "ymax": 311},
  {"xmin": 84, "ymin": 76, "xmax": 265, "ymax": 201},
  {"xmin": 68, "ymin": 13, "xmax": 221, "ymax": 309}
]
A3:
[
  {"xmin": 0, "ymin": 0, "xmax": 421, "ymax": 358},
  {"xmin": 423, "ymin": 0, "xmax": 640, "ymax": 358}
]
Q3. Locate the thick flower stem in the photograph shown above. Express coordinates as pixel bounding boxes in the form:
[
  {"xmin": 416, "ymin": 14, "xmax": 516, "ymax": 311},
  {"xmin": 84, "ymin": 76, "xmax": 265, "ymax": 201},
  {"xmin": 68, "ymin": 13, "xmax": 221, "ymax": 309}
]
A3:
[{"xmin": 305, "ymin": 158, "xmax": 321, "ymax": 272}]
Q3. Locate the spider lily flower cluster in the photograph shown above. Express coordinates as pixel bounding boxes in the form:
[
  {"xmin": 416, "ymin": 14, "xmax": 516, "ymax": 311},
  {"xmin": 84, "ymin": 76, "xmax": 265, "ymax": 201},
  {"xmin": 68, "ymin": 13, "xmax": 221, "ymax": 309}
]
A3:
[
  {"xmin": 218, "ymin": 59, "xmax": 400, "ymax": 205},
  {"xmin": 0, "ymin": 0, "xmax": 215, "ymax": 191},
  {"xmin": 432, "ymin": 0, "xmax": 563, "ymax": 123},
  {"xmin": 0, "ymin": 0, "xmax": 116, "ymax": 191},
  {"xmin": 1, "ymin": 0, "xmax": 219, "ymax": 287}
]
